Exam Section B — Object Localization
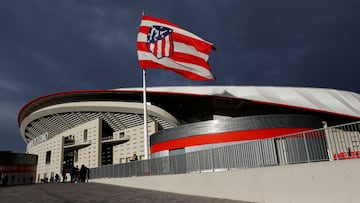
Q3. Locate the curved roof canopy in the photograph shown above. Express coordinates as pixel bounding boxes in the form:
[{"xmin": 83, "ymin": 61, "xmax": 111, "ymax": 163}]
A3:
[{"xmin": 19, "ymin": 86, "xmax": 360, "ymax": 143}]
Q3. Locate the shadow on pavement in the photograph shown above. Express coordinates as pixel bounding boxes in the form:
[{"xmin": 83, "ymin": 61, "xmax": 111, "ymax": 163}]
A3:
[{"xmin": 0, "ymin": 182, "xmax": 254, "ymax": 203}]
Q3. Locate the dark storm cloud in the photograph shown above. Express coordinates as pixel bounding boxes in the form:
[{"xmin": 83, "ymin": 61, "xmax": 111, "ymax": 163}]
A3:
[
  {"xmin": 208, "ymin": 1, "xmax": 360, "ymax": 90},
  {"xmin": 0, "ymin": 0, "xmax": 359, "ymax": 152}
]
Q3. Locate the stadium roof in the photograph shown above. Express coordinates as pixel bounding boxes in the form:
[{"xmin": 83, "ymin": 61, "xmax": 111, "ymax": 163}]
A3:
[{"xmin": 18, "ymin": 86, "xmax": 360, "ymax": 143}]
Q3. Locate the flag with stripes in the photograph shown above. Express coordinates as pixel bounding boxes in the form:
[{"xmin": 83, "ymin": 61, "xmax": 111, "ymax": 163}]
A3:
[{"xmin": 137, "ymin": 15, "xmax": 215, "ymax": 80}]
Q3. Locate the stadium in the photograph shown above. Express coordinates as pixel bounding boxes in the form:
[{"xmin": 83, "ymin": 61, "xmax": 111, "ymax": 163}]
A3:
[{"xmin": 18, "ymin": 86, "xmax": 360, "ymax": 182}]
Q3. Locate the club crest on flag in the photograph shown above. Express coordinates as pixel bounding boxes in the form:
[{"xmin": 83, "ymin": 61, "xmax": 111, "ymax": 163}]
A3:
[{"xmin": 146, "ymin": 26, "xmax": 174, "ymax": 59}]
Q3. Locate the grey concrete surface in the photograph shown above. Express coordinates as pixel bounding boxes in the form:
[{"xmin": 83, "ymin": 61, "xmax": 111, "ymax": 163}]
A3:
[
  {"xmin": 92, "ymin": 159, "xmax": 360, "ymax": 203},
  {"xmin": 0, "ymin": 183, "xmax": 252, "ymax": 203}
]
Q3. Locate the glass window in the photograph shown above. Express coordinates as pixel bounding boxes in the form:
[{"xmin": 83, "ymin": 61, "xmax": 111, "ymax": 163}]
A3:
[
  {"xmin": 45, "ymin": 151, "xmax": 51, "ymax": 164},
  {"xmin": 84, "ymin": 129, "xmax": 88, "ymax": 142},
  {"xmin": 74, "ymin": 150, "xmax": 78, "ymax": 162},
  {"xmin": 119, "ymin": 132, "xmax": 125, "ymax": 138}
]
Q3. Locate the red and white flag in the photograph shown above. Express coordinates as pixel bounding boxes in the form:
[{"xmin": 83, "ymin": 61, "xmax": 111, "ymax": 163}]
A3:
[{"xmin": 137, "ymin": 15, "xmax": 215, "ymax": 80}]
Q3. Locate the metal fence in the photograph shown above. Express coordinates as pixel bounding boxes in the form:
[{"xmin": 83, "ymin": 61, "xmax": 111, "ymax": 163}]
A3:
[{"xmin": 90, "ymin": 121, "xmax": 360, "ymax": 179}]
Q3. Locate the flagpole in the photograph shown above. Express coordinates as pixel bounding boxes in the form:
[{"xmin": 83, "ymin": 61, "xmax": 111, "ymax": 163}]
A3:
[
  {"xmin": 141, "ymin": 11, "xmax": 149, "ymax": 160},
  {"xmin": 142, "ymin": 69, "xmax": 149, "ymax": 160}
]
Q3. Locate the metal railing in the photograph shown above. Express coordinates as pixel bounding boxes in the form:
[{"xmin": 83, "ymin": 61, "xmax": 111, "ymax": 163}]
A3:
[
  {"xmin": 90, "ymin": 121, "xmax": 360, "ymax": 179},
  {"xmin": 64, "ymin": 140, "xmax": 92, "ymax": 147}
]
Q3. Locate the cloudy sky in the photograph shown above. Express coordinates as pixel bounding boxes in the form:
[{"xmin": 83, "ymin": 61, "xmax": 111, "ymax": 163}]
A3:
[{"xmin": 1, "ymin": 0, "xmax": 359, "ymax": 152}]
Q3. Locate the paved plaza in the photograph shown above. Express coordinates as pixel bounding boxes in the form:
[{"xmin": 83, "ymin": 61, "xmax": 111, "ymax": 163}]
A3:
[{"xmin": 0, "ymin": 183, "xmax": 252, "ymax": 203}]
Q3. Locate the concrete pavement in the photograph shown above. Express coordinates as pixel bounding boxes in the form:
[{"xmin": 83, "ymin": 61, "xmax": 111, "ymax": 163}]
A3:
[{"xmin": 0, "ymin": 183, "xmax": 252, "ymax": 203}]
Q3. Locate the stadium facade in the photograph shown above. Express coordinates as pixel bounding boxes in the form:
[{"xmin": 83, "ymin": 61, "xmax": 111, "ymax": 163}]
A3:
[
  {"xmin": 0, "ymin": 151, "xmax": 37, "ymax": 186},
  {"xmin": 18, "ymin": 86, "xmax": 360, "ymax": 182}
]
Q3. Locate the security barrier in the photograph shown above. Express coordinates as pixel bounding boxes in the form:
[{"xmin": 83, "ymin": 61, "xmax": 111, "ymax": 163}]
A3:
[{"xmin": 90, "ymin": 121, "xmax": 360, "ymax": 179}]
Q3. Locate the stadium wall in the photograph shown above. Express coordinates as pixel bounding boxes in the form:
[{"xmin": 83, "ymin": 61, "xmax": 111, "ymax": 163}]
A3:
[
  {"xmin": 91, "ymin": 159, "xmax": 360, "ymax": 203},
  {"xmin": 27, "ymin": 117, "xmax": 157, "ymax": 183},
  {"xmin": 28, "ymin": 119, "xmax": 102, "ymax": 182}
]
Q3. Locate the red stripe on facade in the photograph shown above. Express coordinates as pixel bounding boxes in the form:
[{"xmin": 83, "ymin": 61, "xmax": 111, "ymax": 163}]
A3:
[
  {"xmin": 150, "ymin": 128, "xmax": 313, "ymax": 153},
  {"xmin": 0, "ymin": 164, "xmax": 37, "ymax": 173}
]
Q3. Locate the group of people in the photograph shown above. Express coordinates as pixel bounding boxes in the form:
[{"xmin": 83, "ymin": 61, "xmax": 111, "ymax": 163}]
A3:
[
  {"xmin": 49, "ymin": 174, "xmax": 61, "ymax": 183},
  {"xmin": 69, "ymin": 164, "xmax": 90, "ymax": 183},
  {"xmin": 43, "ymin": 164, "xmax": 90, "ymax": 183}
]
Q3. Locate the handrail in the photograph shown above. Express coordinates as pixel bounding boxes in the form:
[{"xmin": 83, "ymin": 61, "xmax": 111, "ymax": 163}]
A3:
[{"xmin": 90, "ymin": 121, "xmax": 360, "ymax": 179}]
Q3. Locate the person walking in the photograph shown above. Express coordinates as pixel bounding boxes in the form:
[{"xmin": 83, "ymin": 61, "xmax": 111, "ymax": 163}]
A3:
[
  {"xmin": 130, "ymin": 153, "xmax": 138, "ymax": 161},
  {"xmin": 79, "ymin": 165, "xmax": 87, "ymax": 183},
  {"xmin": 2, "ymin": 174, "xmax": 8, "ymax": 186}
]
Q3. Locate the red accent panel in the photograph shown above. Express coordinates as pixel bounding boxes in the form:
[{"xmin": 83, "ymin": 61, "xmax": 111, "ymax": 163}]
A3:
[
  {"xmin": 150, "ymin": 128, "xmax": 313, "ymax": 154},
  {"xmin": 0, "ymin": 164, "xmax": 37, "ymax": 173},
  {"xmin": 333, "ymin": 151, "xmax": 360, "ymax": 160}
]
